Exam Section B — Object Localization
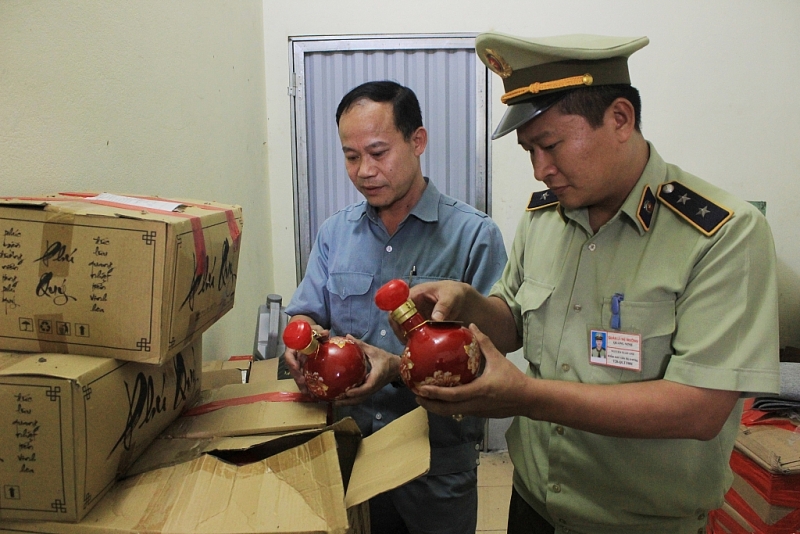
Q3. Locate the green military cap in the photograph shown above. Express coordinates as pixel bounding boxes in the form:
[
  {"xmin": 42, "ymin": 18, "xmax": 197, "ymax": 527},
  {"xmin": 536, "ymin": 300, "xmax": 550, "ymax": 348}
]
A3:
[{"xmin": 476, "ymin": 32, "xmax": 649, "ymax": 138}]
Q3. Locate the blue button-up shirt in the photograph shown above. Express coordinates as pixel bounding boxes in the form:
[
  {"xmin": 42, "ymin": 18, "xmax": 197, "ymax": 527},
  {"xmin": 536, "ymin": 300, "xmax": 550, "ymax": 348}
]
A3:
[{"xmin": 287, "ymin": 179, "xmax": 507, "ymax": 474}]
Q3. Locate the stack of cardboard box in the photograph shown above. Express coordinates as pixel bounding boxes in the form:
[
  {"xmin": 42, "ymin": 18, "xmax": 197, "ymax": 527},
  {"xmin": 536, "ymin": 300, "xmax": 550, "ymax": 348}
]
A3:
[
  {"xmin": 0, "ymin": 193, "xmax": 243, "ymax": 525},
  {"xmin": 0, "ymin": 193, "xmax": 430, "ymax": 534},
  {"xmin": 708, "ymin": 412, "xmax": 800, "ymax": 532}
]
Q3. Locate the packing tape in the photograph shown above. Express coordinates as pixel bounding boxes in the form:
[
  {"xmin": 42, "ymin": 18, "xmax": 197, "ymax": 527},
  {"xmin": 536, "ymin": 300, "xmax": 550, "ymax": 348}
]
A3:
[{"xmin": 181, "ymin": 391, "xmax": 316, "ymax": 417}]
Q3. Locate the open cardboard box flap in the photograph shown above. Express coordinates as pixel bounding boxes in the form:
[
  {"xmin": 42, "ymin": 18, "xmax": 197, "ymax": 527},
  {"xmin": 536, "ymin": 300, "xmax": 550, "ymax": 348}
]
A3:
[{"xmin": 0, "ymin": 408, "xmax": 430, "ymax": 534}]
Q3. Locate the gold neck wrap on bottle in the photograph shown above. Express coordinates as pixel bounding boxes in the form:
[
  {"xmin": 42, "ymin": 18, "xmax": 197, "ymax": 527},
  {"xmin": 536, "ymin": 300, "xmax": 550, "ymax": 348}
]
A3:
[
  {"xmin": 299, "ymin": 337, "xmax": 318, "ymax": 356},
  {"xmin": 390, "ymin": 300, "xmax": 418, "ymax": 325}
]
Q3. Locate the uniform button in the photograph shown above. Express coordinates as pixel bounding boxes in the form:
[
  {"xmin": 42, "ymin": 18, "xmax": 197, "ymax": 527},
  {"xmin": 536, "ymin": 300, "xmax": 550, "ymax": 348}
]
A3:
[
  {"xmin": 663, "ymin": 183, "xmax": 675, "ymax": 194},
  {"xmin": 375, "ymin": 413, "xmax": 383, "ymax": 420},
  {"xmin": 573, "ymin": 304, "xmax": 582, "ymax": 311},
  {"xmin": 696, "ymin": 529, "xmax": 703, "ymax": 534},
  {"xmin": 561, "ymin": 363, "xmax": 570, "ymax": 372},
  {"xmin": 380, "ymin": 329, "xmax": 386, "ymax": 336},
  {"xmin": 697, "ymin": 512, "xmax": 705, "ymax": 520},
  {"xmin": 556, "ymin": 426, "xmax": 564, "ymax": 435},
  {"xmin": 552, "ymin": 483, "xmax": 561, "ymax": 493},
  {"xmin": 475, "ymin": 458, "xmax": 480, "ymax": 465},
  {"xmin": 385, "ymin": 246, "xmax": 393, "ymax": 252},
  {"xmin": 475, "ymin": 444, "xmax": 481, "ymax": 450},
  {"xmin": 588, "ymin": 243, "xmax": 596, "ymax": 251}
]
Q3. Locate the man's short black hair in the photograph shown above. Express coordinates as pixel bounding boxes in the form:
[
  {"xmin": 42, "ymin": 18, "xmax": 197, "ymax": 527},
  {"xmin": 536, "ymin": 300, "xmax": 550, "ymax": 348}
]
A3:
[
  {"xmin": 336, "ymin": 81, "xmax": 423, "ymax": 140},
  {"xmin": 555, "ymin": 84, "xmax": 642, "ymax": 132}
]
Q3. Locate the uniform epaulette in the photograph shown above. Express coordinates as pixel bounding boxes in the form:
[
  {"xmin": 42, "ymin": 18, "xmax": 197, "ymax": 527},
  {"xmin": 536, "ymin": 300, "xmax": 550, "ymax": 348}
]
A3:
[
  {"xmin": 526, "ymin": 189, "xmax": 559, "ymax": 211},
  {"xmin": 657, "ymin": 181, "xmax": 733, "ymax": 236}
]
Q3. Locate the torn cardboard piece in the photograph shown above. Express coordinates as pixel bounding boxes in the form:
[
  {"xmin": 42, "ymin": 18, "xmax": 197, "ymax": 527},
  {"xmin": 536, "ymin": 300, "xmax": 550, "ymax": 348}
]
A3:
[
  {"xmin": 0, "ymin": 407, "xmax": 431, "ymax": 534},
  {"xmin": 0, "ymin": 339, "xmax": 202, "ymax": 523},
  {"xmin": 0, "ymin": 193, "xmax": 242, "ymax": 364}
]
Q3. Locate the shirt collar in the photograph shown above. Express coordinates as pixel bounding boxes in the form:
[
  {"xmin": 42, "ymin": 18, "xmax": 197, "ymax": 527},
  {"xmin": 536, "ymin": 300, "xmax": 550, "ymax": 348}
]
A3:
[{"xmin": 349, "ymin": 177, "xmax": 441, "ymax": 224}]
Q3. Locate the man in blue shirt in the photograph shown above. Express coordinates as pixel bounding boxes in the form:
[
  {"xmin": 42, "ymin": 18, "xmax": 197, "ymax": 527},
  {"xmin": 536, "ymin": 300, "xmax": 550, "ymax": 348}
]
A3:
[{"xmin": 284, "ymin": 81, "xmax": 507, "ymax": 534}]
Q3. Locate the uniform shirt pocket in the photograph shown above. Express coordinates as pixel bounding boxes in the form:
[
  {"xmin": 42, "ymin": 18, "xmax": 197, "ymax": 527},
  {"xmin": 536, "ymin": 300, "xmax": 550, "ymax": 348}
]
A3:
[
  {"xmin": 327, "ymin": 272, "xmax": 374, "ymax": 338},
  {"xmin": 516, "ymin": 279, "xmax": 555, "ymax": 368},
  {"xmin": 594, "ymin": 298, "xmax": 676, "ymax": 383}
]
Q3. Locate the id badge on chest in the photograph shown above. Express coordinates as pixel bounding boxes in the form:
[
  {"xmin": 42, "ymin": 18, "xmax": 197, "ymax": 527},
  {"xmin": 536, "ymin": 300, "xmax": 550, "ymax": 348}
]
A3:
[
  {"xmin": 588, "ymin": 327, "xmax": 642, "ymax": 371},
  {"xmin": 588, "ymin": 292, "xmax": 642, "ymax": 372}
]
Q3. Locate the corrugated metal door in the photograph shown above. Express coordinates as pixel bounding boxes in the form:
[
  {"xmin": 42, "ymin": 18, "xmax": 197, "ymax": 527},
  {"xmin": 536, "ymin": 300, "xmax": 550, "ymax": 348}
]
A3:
[{"xmin": 289, "ymin": 34, "xmax": 491, "ymax": 281}]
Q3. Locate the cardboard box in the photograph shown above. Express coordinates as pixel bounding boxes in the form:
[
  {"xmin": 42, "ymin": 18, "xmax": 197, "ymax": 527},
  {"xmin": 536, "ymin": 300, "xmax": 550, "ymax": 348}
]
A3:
[
  {"xmin": 730, "ymin": 449, "xmax": 800, "ymax": 508},
  {"xmin": 222, "ymin": 354, "xmax": 252, "ymax": 383},
  {"xmin": 247, "ymin": 357, "xmax": 279, "ymax": 383},
  {"xmin": 730, "ymin": 473, "xmax": 798, "ymax": 527},
  {"xmin": 0, "ymin": 193, "xmax": 243, "ymax": 364},
  {"xmin": 736, "ymin": 424, "xmax": 800, "ymax": 475},
  {"xmin": 0, "ymin": 406, "xmax": 431, "ymax": 534},
  {"xmin": 0, "ymin": 339, "xmax": 202, "ymax": 523}
]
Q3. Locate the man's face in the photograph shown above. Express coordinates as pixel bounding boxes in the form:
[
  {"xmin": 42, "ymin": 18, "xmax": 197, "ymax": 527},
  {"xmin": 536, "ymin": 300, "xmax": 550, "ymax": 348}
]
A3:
[
  {"xmin": 516, "ymin": 104, "xmax": 624, "ymax": 211},
  {"xmin": 338, "ymin": 99, "xmax": 425, "ymax": 210}
]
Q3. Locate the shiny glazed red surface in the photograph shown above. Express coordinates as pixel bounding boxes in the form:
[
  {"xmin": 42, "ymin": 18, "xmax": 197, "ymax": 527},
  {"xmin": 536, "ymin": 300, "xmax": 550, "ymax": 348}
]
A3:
[
  {"xmin": 304, "ymin": 336, "xmax": 367, "ymax": 401},
  {"xmin": 400, "ymin": 322, "xmax": 480, "ymax": 392}
]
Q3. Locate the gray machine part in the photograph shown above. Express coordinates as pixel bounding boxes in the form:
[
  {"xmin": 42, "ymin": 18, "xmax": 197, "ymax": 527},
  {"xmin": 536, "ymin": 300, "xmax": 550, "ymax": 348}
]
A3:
[{"xmin": 253, "ymin": 294, "xmax": 291, "ymax": 379}]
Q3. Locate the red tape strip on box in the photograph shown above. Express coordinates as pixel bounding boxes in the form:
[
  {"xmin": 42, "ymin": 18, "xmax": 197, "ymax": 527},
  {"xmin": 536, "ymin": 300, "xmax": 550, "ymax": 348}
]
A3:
[{"xmin": 181, "ymin": 391, "xmax": 317, "ymax": 417}]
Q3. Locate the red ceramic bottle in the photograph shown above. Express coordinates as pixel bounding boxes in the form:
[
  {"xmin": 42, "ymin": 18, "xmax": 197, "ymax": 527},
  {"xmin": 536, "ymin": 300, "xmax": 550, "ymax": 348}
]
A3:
[
  {"xmin": 282, "ymin": 320, "xmax": 367, "ymax": 401},
  {"xmin": 375, "ymin": 279, "xmax": 481, "ymax": 392}
]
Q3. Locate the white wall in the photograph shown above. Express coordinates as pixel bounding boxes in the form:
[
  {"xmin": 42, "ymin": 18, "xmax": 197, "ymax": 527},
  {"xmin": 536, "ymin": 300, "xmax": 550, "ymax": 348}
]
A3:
[
  {"xmin": 264, "ymin": 0, "xmax": 800, "ymax": 349},
  {"xmin": 0, "ymin": 1, "xmax": 269, "ymax": 360}
]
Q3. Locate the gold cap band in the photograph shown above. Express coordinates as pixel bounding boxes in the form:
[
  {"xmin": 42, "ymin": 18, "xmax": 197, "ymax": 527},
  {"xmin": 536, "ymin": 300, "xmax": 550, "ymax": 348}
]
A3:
[{"xmin": 501, "ymin": 74, "xmax": 593, "ymax": 104}]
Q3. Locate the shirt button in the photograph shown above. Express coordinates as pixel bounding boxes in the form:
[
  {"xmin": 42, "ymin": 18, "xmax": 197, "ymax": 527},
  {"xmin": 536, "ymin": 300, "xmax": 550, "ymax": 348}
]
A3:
[
  {"xmin": 573, "ymin": 304, "xmax": 582, "ymax": 311},
  {"xmin": 375, "ymin": 413, "xmax": 383, "ymax": 420},
  {"xmin": 556, "ymin": 426, "xmax": 564, "ymax": 435},
  {"xmin": 588, "ymin": 243, "xmax": 596, "ymax": 251},
  {"xmin": 385, "ymin": 245, "xmax": 392, "ymax": 252},
  {"xmin": 561, "ymin": 363, "xmax": 570, "ymax": 372},
  {"xmin": 552, "ymin": 483, "xmax": 561, "ymax": 493},
  {"xmin": 380, "ymin": 329, "xmax": 386, "ymax": 336}
]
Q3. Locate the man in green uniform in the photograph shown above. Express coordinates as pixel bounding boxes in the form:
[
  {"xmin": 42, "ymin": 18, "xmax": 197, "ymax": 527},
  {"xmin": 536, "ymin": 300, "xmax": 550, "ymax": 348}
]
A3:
[{"xmin": 405, "ymin": 33, "xmax": 781, "ymax": 533}]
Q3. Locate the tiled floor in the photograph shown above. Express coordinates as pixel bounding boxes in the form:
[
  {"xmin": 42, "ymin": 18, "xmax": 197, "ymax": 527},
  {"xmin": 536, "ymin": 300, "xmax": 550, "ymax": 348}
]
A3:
[{"xmin": 477, "ymin": 451, "xmax": 514, "ymax": 533}]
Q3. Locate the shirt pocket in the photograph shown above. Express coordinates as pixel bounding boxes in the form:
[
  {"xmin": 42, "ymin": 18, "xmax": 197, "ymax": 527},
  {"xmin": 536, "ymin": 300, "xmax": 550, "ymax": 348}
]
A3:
[
  {"xmin": 516, "ymin": 279, "xmax": 555, "ymax": 368},
  {"xmin": 326, "ymin": 271, "xmax": 374, "ymax": 338},
  {"xmin": 593, "ymin": 298, "xmax": 676, "ymax": 384}
]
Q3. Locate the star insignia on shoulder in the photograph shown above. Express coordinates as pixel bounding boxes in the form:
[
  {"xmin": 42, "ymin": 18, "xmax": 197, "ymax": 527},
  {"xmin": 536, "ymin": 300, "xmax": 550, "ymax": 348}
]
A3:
[{"xmin": 657, "ymin": 182, "xmax": 732, "ymax": 236}]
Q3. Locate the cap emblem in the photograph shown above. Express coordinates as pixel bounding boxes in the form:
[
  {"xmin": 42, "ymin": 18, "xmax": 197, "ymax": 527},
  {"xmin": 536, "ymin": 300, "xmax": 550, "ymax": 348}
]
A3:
[
  {"xmin": 501, "ymin": 73, "xmax": 594, "ymax": 104},
  {"xmin": 484, "ymin": 49, "xmax": 513, "ymax": 78}
]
